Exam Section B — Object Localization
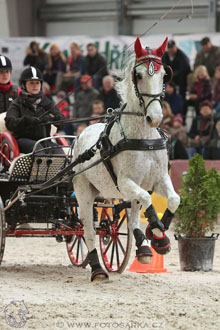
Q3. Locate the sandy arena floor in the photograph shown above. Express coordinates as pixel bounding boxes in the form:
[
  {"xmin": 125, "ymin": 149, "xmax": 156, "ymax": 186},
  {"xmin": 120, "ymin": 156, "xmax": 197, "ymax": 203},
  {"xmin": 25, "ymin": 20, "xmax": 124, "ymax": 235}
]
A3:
[{"xmin": 0, "ymin": 223, "xmax": 220, "ymax": 330}]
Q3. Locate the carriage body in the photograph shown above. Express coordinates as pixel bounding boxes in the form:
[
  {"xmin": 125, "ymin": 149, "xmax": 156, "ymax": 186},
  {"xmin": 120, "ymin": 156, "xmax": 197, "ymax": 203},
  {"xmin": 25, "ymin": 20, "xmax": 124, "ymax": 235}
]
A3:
[{"xmin": 0, "ymin": 135, "xmax": 131, "ymax": 273}]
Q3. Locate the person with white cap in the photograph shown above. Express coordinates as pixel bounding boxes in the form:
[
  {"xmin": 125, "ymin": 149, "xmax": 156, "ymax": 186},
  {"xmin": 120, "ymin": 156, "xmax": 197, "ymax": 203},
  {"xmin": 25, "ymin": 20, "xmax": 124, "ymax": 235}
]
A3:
[
  {"xmin": 5, "ymin": 66, "xmax": 65, "ymax": 155},
  {"xmin": 0, "ymin": 55, "xmax": 20, "ymax": 114}
]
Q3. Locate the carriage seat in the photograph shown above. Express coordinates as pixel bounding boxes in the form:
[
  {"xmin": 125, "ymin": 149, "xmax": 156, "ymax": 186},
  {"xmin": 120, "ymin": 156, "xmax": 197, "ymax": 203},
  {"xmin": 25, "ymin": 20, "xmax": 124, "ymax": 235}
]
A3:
[{"xmin": 9, "ymin": 151, "xmax": 72, "ymax": 184}]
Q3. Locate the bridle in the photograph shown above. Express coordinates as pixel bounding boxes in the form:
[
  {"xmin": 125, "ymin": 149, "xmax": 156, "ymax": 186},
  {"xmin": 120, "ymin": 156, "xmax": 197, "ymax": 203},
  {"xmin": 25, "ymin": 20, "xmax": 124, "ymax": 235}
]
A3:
[{"xmin": 132, "ymin": 54, "xmax": 165, "ymax": 117}]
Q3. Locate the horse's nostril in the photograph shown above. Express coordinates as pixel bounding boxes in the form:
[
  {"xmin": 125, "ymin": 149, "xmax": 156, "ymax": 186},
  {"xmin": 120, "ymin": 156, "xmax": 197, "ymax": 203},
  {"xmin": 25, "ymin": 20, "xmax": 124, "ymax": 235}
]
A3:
[{"xmin": 146, "ymin": 116, "xmax": 152, "ymax": 124}]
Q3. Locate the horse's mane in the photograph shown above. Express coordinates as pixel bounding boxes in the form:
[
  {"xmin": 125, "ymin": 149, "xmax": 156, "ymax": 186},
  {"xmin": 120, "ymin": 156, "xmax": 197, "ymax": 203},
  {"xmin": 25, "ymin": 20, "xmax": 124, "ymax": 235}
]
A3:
[{"xmin": 115, "ymin": 54, "xmax": 137, "ymax": 108}]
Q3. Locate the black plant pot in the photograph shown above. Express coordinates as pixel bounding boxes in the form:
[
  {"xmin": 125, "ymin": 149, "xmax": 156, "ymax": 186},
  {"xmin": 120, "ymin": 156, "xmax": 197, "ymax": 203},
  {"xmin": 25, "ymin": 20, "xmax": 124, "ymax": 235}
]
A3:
[{"xmin": 174, "ymin": 233, "xmax": 219, "ymax": 271}]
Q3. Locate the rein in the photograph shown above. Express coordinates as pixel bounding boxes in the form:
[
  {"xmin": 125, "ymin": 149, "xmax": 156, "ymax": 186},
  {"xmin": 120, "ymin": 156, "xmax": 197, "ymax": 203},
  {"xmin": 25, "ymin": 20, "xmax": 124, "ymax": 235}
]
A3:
[{"xmin": 21, "ymin": 103, "xmax": 168, "ymax": 198}]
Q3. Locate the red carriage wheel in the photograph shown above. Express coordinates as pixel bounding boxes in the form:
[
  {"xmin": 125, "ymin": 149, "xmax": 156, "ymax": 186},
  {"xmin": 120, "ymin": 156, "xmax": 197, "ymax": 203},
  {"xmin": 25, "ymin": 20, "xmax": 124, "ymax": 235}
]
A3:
[
  {"xmin": 66, "ymin": 223, "xmax": 89, "ymax": 268},
  {"xmin": 99, "ymin": 201, "xmax": 132, "ymax": 273},
  {"xmin": 0, "ymin": 132, "xmax": 20, "ymax": 168},
  {"xmin": 0, "ymin": 196, "xmax": 6, "ymax": 265}
]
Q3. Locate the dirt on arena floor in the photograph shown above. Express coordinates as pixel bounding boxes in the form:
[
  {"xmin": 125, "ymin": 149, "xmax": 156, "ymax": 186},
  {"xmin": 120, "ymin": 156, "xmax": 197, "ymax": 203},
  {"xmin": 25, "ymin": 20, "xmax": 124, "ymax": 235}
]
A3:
[{"xmin": 0, "ymin": 223, "xmax": 220, "ymax": 330}]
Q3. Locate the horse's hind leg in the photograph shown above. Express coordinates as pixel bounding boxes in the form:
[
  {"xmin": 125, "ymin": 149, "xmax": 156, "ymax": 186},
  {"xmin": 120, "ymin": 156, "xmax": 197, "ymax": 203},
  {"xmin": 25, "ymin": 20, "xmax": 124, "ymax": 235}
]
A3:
[
  {"xmin": 74, "ymin": 176, "xmax": 108, "ymax": 281},
  {"xmin": 130, "ymin": 200, "xmax": 153, "ymax": 264}
]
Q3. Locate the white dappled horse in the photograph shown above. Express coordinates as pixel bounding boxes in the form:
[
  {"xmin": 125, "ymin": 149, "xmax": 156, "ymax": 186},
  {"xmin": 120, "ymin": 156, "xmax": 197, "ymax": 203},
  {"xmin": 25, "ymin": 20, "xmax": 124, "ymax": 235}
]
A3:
[{"xmin": 73, "ymin": 37, "xmax": 180, "ymax": 281}]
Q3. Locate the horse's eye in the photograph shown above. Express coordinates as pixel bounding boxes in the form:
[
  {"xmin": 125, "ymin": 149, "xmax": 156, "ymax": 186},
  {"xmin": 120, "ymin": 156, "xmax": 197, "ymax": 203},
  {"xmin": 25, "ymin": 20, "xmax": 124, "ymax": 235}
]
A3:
[{"xmin": 136, "ymin": 73, "xmax": 142, "ymax": 80}]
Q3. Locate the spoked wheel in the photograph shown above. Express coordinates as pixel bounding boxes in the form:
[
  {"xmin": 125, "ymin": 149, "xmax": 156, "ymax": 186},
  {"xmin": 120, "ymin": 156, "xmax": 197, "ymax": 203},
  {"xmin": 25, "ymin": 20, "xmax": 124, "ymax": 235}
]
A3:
[
  {"xmin": 99, "ymin": 201, "xmax": 132, "ymax": 273},
  {"xmin": 0, "ymin": 196, "xmax": 6, "ymax": 265},
  {"xmin": 0, "ymin": 133, "xmax": 20, "ymax": 168},
  {"xmin": 66, "ymin": 223, "xmax": 89, "ymax": 268}
]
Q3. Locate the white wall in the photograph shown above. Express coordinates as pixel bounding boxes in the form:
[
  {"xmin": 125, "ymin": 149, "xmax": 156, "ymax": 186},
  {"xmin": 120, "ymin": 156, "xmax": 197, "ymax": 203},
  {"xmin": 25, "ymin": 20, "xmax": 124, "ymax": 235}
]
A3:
[
  {"xmin": 46, "ymin": 21, "xmax": 117, "ymax": 37},
  {"xmin": 0, "ymin": 0, "xmax": 10, "ymax": 37}
]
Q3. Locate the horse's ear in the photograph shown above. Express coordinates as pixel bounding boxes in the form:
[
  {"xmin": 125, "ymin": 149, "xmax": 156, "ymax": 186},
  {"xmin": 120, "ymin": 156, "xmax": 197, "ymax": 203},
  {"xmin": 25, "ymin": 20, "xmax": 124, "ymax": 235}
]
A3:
[
  {"xmin": 155, "ymin": 37, "xmax": 168, "ymax": 58},
  {"xmin": 134, "ymin": 37, "xmax": 143, "ymax": 58}
]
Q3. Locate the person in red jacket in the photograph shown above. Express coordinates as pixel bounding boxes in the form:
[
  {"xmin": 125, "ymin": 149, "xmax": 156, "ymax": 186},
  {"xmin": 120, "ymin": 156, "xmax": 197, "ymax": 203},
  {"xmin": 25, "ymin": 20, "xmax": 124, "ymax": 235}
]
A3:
[{"xmin": 0, "ymin": 55, "xmax": 20, "ymax": 114}]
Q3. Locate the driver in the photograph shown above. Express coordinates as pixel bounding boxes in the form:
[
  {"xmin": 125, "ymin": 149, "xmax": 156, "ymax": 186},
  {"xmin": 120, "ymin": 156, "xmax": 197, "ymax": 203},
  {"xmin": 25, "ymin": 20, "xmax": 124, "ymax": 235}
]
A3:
[{"xmin": 5, "ymin": 66, "xmax": 65, "ymax": 155}]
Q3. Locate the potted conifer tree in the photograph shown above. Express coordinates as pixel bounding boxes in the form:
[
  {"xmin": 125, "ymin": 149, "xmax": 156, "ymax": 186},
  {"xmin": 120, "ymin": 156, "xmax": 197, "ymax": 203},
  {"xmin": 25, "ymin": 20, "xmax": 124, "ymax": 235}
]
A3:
[{"xmin": 174, "ymin": 153, "xmax": 220, "ymax": 271}]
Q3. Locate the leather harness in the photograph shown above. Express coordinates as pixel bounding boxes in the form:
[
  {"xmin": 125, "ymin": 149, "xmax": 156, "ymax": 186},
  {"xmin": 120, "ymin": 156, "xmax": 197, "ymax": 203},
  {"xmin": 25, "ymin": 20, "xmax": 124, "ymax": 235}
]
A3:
[{"xmin": 98, "ymin": 104, "xmax": 168, "ymax": 190}]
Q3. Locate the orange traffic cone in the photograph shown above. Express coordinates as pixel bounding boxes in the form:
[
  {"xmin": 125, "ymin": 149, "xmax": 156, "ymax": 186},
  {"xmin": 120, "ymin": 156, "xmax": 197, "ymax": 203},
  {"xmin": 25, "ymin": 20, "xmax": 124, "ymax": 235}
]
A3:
[{"xmin": 128, "ymin": 247, "xmax": 167, "ymax": 273}]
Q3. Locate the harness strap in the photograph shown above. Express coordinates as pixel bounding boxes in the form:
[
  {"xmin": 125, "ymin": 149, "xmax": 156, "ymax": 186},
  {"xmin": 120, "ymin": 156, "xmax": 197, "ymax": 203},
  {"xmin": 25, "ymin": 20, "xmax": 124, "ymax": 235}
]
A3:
[{"xmin": 112, "ymin": 137, "xmax": 167, "ymax": 155}]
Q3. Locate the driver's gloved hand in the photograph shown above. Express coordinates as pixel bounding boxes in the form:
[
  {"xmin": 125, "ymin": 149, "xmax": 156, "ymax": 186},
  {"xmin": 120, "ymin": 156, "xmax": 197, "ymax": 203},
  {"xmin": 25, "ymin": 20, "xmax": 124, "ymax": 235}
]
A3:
[
  {"xmin": 24, "ymin": 116, "xmax": 41, "ymax": 125},
  {"xmin": 39, "ymin": 115, "xmax": 52, "ymax": 124}
]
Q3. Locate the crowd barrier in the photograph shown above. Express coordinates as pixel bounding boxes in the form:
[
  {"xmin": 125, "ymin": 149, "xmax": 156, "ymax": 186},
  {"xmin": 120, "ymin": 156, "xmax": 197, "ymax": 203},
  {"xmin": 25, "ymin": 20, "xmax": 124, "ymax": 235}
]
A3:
[{"xmin": 170, "ymin": 159, "xmax": 220, "ymax": 193}]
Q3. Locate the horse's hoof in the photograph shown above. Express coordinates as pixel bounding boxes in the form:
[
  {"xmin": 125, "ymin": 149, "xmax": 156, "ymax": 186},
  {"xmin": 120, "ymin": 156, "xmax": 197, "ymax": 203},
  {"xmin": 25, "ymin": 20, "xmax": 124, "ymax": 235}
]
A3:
[
  {"xmin": 137, "ymin": 255, "xmax": 152, "ymax": 264},
  {"xmin": 145, "ymin": 224, "xmax": 153, "ymax": 240},
  {"xmin": 136, "ymin": 245, "xmax": 153, "ymax": 264},
  {"xmin": 91, "ymin": 268, "xmax": 109, "ymax": 282},
  {"xmin": 151, "ymin": 232, "xmax": 171, "ymax": 255}
]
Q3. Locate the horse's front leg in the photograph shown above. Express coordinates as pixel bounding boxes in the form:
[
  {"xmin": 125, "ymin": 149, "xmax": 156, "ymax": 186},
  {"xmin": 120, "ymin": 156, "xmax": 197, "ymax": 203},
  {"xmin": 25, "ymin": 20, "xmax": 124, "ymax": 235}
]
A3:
[
  {"xmin": 154, "ymin": 173, "xmax": 180, "ymax": 229},
  {"xmin": 129, "ymin": 200, "xmax": 153, "ymax": 264},
  {"xmin": 144, "ymin": 173, "xmax": 180, "ymax": 255},
  {"xmin": 118, "ymin": 177, "xmax": 164, "ymax": 260}
]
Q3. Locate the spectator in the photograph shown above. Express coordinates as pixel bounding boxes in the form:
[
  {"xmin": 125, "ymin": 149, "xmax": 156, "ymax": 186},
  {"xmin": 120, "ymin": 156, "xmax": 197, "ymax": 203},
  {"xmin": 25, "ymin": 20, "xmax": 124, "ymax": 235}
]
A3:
[
  {"xmin": 164, "ymin": 81, "xmax": 183, "ymax": 115},
  {"xmin": 73, "ymin": 75, "xmax": 99, "ymax": 118},
  {"xmin": 90, "ymin": 100, "xmax": 105, "ymax": 123},
  {"xmin": 75, "ymin": 123, "xmax": 87, "ymax": 135},
  {"xmin": 172, "ymin": 114, "xmax": 188, "ymax": 150},
  {"xmin": 91, "ymin": 100, "xmax": 105, "ymax": 116},
  {"xmin": 213, "ymin": 65, "xmax": 220, "ymax": 115},
  {"xmin": 0, "ymin": 55, "xmax": 20, "ymax": 114},
  {"xmin": 205, "ymin": 121, "xmax": 220, "ymax": 159},
  {"xmin": 56, "ymin": 90, "xmax": 70, "ymax": 119},
  {"xmin": 160, "ymin": 101, "xmax": 174, "ymax": 128},
  {"xmin": 89, "ymin": 112, "xmax": 102, "ymax": 125},
  {"xmin": 188, "ymin": 100, "xmax": 215, "ymax": 158},
  {"xmin": 43, "ymin": 43, "xmax": 66, "ymax": 88},
  {"xmin": 185, "ymin": 65, "xmax": 212, "ymax": 116},
  {"xmin": 194, "ymin": 36, "xmax": 220, "ymax": 79},
  {"xmin": 23, "ymin": 41, "xmax": 48, "ymax": 73},
  {"xmin": 42, "ymin": 81, "xmax": 51, "ymax": 99},
  {"xmin": 162, "ymin": 40, "xmax": 191, "ymax": 99},
  {"xmin": 84, "ymin": 43, "xmax": 108, "ymax": 89},
  {"xmin": 163, "ymin": 125, "xmax": 188, "ymax": 160},
  {"xmin": 55, "ymin": 42, "xmax": 84, "ymax": 94},
  {"xmin": 5, "ymin": 67, "xmax": 65, "ymax": 155},
  {"xmin": 99, "ymin": 75, "xmax": 121, "ymax": 111}
]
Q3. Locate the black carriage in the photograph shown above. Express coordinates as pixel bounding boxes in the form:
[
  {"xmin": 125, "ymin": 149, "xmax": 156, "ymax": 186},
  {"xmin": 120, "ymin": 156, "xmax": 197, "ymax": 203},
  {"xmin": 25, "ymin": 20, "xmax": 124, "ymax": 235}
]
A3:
[{"xmin": 0, "ymin": 134, "xmax": 132, "ymax": 274}]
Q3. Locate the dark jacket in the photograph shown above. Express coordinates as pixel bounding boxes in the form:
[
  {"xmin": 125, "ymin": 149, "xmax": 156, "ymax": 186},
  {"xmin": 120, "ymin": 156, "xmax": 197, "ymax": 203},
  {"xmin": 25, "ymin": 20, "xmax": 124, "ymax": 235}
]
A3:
[
  {"xmin": 0, "ymin": 82, "xmax": 20, "ymax": 114},
  {"xmin": 68, "ymin": 55, "xmax": 85, "ymax": 74},
  {"xmin": 194, "ymin": 46, "xmax": 220, "ymax": 78},
  {"xmin": 85, "ymin": 53, "xmax": 108, "ymax": 77},
  {"xmin": 5, "ymin": 92, "xmax": 64, "ymax": 140},
  {"xmin": 23, "ymin": 51, "xmax": 48, "ymax": 73},
  {"xmin": 162, "ymin": 48, "xmax": 191, "ymax": 97},
  {"xmin": 99, "ymin": 88, "xmax": 121, "ymax": 111},
  {"xmin": 73, "ymin": 87, "xmax": 100, "ymax": 118},
  {"xmin": 205, "ymin": 137, "xmax": 220, "ymax": 159},
  {"xmin": 164, "ymin": 92, "xmax": 183, "ymax": 115},
  {"xmin": 188, "ymin": 115, "xmax": 215, "ymax": 147},
  {"xmin": 169, "ymin": 135, "xmax": 188, "ymax": 160}
]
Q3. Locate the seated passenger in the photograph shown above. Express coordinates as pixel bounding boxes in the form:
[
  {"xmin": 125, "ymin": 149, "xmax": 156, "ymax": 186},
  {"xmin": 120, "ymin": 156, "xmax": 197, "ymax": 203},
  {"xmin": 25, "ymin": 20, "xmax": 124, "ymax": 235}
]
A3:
[
  {"xmin": 0, "ymin": 55, "xmax": 20, "ymax": 114},
  {"xmin": 5, "ymin": 67, "xmax": 65, "ymax": 155}
]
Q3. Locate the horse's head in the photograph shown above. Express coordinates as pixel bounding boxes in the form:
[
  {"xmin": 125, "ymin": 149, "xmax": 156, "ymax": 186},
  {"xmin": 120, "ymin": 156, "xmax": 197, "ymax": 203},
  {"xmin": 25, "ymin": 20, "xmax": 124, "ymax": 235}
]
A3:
[{"xmin": 132, "ymin": 37, "xmax": 172, "ymax": 128}]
